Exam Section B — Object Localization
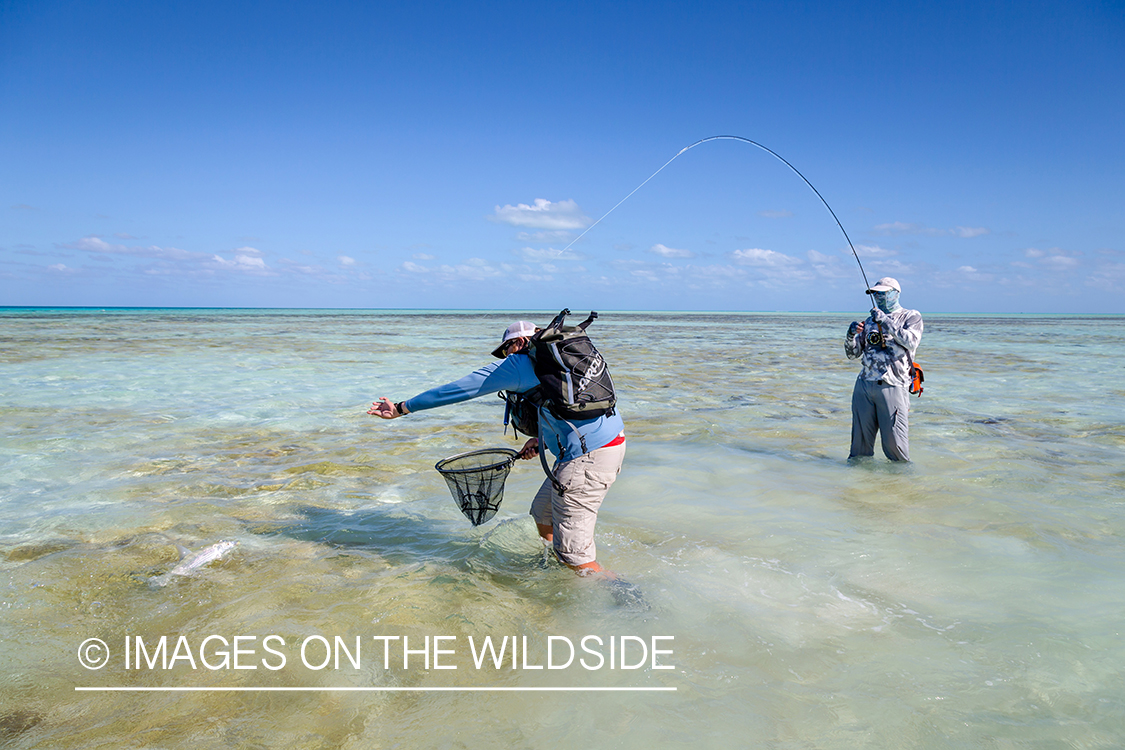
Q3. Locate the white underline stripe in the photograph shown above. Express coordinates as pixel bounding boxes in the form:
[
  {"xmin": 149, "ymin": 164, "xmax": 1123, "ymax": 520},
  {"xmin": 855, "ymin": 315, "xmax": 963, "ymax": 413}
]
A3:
[{"xmin": 75, "ymin": 686, "xmax": 676, "ymax": 692}]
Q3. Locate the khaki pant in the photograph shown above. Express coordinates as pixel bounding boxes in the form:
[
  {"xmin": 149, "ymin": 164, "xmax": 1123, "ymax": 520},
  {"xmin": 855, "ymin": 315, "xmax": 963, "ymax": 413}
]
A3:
[{"xmin": 530, "ymin": 441, "xmax": 626, "ymax": 566}]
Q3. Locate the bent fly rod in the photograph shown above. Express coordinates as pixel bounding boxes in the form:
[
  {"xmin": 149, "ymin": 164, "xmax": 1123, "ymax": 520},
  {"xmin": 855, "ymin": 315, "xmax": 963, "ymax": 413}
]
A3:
[{"xmin": 557, "ymin": 134, "xmax": 872, "ymax": 292}]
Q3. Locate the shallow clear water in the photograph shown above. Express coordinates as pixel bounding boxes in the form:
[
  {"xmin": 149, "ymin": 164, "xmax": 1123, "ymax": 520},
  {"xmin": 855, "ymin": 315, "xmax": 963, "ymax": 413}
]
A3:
[{"xmin": 2, "ymin": 309, "xmax": 1124, "ymax": 748}]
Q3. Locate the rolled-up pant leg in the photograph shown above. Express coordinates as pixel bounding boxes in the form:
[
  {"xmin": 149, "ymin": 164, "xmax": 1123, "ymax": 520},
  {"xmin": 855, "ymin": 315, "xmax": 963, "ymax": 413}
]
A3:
[{"xmin": 529, "ymin": 441, "xmax": 626, "ymax": 567}]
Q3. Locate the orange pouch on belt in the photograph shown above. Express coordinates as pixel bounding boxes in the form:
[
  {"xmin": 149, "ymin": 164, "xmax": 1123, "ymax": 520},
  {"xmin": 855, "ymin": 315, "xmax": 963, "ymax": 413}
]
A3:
[{"xmin": 910, "ymin": 363, "xmax": 925, "ymax": 396}]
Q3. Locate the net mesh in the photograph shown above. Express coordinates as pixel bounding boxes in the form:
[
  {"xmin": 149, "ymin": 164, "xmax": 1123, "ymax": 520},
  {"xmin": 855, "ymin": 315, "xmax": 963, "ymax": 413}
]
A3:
[{"xmin": 434, "ymin": 448, "xmax": 518, "ymax": 526}]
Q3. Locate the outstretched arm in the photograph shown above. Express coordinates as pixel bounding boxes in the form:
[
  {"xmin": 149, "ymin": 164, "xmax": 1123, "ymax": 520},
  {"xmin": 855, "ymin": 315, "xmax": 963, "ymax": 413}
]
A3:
[{"xmin": 366, "ymin": 356, "xmax": 538, "ymax": 420}]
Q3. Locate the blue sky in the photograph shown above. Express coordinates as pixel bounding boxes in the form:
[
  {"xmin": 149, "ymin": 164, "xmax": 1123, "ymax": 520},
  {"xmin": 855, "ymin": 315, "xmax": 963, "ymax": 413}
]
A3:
[{"xmin": 2, "ymin": 0, "xmax": 1122, "ymax": 313}]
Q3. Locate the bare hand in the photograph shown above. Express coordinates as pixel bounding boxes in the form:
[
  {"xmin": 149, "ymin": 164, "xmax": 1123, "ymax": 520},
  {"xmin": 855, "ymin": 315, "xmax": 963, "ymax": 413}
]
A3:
[
  {"xmin": 517, "ymin": 438, "xmax": 539, "ymax": 460},
  {"xmin": 367, "ymin": 397, "xmax": 400, "ymax": 419}
]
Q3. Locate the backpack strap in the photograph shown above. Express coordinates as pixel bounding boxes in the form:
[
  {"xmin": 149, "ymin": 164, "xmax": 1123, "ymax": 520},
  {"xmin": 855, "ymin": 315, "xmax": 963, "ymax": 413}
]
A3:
[
  {"xmin": 547, "ymin": 308, "xmax": 570, "ymax": 331},
  {"xmin": 537, "ymin": 415, "xmax": 566, "ymax": 494}
]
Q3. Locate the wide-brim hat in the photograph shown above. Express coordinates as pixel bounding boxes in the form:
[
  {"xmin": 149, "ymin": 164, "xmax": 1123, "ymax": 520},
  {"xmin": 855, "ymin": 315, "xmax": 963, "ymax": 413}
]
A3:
[
  {"xmin": 866, "ymin": 276, "xmax": 901, "ymax": 293},
  {"xmin": 491, "ymin": 321, "xmax": 538, "ymax": 358}
]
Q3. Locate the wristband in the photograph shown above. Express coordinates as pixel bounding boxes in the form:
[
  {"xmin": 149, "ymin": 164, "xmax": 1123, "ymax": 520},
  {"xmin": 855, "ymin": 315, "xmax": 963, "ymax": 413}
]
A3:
[{"xmin": 395, "ymin": 401, "xmax": 406, "ymax": 416}]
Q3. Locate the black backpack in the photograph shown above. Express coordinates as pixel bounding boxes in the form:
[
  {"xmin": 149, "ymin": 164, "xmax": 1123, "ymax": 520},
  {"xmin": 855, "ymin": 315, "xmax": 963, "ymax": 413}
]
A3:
[
  {"xmin": 499, "ymin": 385, "xmax": 544, "ymax": 438},
  {"xmin": 500, "ymin": 309, "xmax": 617, "ymax": 492},
  {"xmin": 527, "ymin": 309, "xmax": 617, "ymax": 421},
  {"xmin": 498, "ymin": 309, "xmax": 617, "ymax": 436}
]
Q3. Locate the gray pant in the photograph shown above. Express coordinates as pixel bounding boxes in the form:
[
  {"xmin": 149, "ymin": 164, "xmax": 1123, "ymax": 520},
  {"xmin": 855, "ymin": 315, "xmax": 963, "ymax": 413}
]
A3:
[{"xmin": 850, "ymin": 377, "xmax": 911, "ymax": 461}]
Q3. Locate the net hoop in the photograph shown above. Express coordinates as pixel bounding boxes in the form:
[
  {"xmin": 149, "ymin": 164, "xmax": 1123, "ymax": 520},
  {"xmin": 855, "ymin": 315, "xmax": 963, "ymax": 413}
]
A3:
[
  {"xmin": 434, "ymin": 448, "xmax": 518, "ymax": 475},
  {"xmin": 435, "ymin": 448, "xmax": 519, "ymax": 526}
]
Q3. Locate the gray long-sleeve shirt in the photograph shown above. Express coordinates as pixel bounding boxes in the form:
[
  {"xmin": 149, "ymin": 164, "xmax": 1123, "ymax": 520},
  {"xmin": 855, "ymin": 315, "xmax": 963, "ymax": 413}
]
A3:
[{"xmin": 845, "ymin": 307, "xmax": 923, "ymax": 387}]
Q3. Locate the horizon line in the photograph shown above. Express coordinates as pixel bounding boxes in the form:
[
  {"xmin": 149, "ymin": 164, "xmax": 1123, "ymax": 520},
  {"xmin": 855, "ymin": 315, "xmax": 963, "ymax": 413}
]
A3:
[
  {"xmin": 75, "ymin": 685, "xmax": 677, "ymax": 692},
  {"xmin": 3, "ymin": 306, "xmax": 1122, "ymax": 316}
]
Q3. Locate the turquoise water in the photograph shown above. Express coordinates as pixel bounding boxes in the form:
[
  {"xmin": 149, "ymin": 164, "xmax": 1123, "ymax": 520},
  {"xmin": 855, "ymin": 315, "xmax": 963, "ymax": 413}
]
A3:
[{"xmin": 2, "ymin": 309, "xmax": 1124, "ymax": 748}]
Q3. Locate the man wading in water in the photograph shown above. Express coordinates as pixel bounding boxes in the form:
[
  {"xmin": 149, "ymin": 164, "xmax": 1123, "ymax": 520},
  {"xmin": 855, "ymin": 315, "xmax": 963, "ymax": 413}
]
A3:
[
  {"xmin": 845, "ymin": 277, "xmax": 924, "ymax": 461},
  {"xmin": 368, "ymin": 320, "xmax": 627, "ymax": 576}
]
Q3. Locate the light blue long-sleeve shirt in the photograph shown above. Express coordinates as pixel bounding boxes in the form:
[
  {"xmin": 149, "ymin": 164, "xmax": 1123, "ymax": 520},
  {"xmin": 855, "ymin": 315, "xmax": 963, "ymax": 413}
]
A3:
[{"xmin": 403, "ymin": 353, "xmax": 625, "ymax": 462}]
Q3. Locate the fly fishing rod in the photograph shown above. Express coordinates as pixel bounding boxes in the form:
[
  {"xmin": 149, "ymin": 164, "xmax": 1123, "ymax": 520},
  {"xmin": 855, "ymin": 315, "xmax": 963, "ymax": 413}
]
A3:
[{"xmin": 558, "ymin": 135, "xmax": 872, "ymax": 292}]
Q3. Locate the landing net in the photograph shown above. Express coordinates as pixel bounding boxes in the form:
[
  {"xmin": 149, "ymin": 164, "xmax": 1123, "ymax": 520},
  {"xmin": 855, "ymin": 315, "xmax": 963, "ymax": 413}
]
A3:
[{"xmin": 435, "ymin": 448, "xmax": 518, "ymax": 526}]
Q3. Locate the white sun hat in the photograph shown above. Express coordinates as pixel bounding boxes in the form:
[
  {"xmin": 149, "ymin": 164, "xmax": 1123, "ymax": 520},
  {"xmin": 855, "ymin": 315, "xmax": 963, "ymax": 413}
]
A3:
[
  {"xmin": 491, "ymin": 321, "xmax": 538, "ymax": 358},
  {"xmin": 866, "ymin": 277, "xmax": 901, "ymax": 293}
]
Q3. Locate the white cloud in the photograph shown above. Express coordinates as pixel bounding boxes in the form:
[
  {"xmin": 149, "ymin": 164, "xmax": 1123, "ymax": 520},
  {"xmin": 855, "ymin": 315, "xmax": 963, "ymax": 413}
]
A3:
[
  {"xmin": 873, "ymin": 222, "xmax": 991, "ymax": 238},
  {"xmin": 403, "ymin": 257, "xmax": 513, "ymax": 283},
  {"xmin": 412, "ymin": 253, "xmax": 435, "ymax": 261},
  {"xmin": 489, "ymin": 199, "xmax": 590, "ymax": 230},
  {"xmin": 723, "ymin": 248, "xmax": 815, "ymax": 286},
  {"xmin": 807, "ymin": 250, "xmax": 851, "ymax": 280},
  {"xmin": 48, "ymin": 263, "xmax": 70, "ymax": 272},
  {"xmin": 607, "ymin": 253, "xmax": 817, "ymax": 291},
  {"xmin": 211, "ymin": 251, "xmax": 268, "ymax": 272},
  {"xmin": 1086, "ymin": 262, "xmax": 1125, "ymax": 292},
  {"xmin": 869, "ymin": 259, "xmax": 916, "ymax": 276},
  {"xmin": 516, "ymin": 229, "xmax": 573, "ymax": 243},
  {"xmin": 438, "ymin": 259, "xmax": 507, "ymax": 282},
  {"xmin": 683, "ymin": 264, "xmax": 751, "ymax": 284},
  {"xmin": 854, "ymin": 244, "xmax": 897, "ymax": 258},
  {"xmin": 730, "ymin": 247, "xmax": 801, "ymax": 267},
  {"xmin": 293, "ymin": 266, "xmax": 322, "ymax": 275},
  {"xmin": 956, "ymin": 265, "xmax": 995, "ymax": 282},
  {"xmin": 65, "ymin": 236, "xmax": 198, "ymax": 261},
  {"xmin": 515, "ymin": 246, "xmax": 582, "ymax": 262},
  {"xmin": 71, "ymin": 236, "xmax": 109, "ymax": 251},
  {"xmin": 64, "ymin": 235, "xmax": 275, "ymax": 276},
  {"xmin": 49, "ymin": 235, "xmax": 393, "ymax": 286},
  {"xmin": 1024, "ymin": 247, "xmax": 1081, "ymax": 270},
  {"xmin": 1041, "ymin": 255, "xmax": 1079, "ymax": 269},
  {"xmin": 649, "ymin": 243, "xmax": 694, "ymax": 258},
  {"xmin": 873, "ymin": 221, "xmax": 930, "ymax": 236}
]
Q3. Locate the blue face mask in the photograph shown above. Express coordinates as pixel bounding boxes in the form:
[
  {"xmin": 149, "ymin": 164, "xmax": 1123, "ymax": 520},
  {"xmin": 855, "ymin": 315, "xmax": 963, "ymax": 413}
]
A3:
[{"xmin": 873, "ymin": 290, "xmax": 900, "ymax": 314}]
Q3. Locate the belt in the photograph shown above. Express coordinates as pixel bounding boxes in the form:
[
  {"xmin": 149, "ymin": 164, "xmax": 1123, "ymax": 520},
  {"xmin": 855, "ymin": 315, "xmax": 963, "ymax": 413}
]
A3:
[{"xmin": 602, "ymin": 432, "xmax": 626, "ymax": 448}]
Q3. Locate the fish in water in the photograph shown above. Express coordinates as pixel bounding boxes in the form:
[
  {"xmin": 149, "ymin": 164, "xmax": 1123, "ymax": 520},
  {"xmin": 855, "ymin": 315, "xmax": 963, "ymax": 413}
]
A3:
[{"xmin": 147, "ymin": 540, "xmax": 237, "ymax": 588}]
